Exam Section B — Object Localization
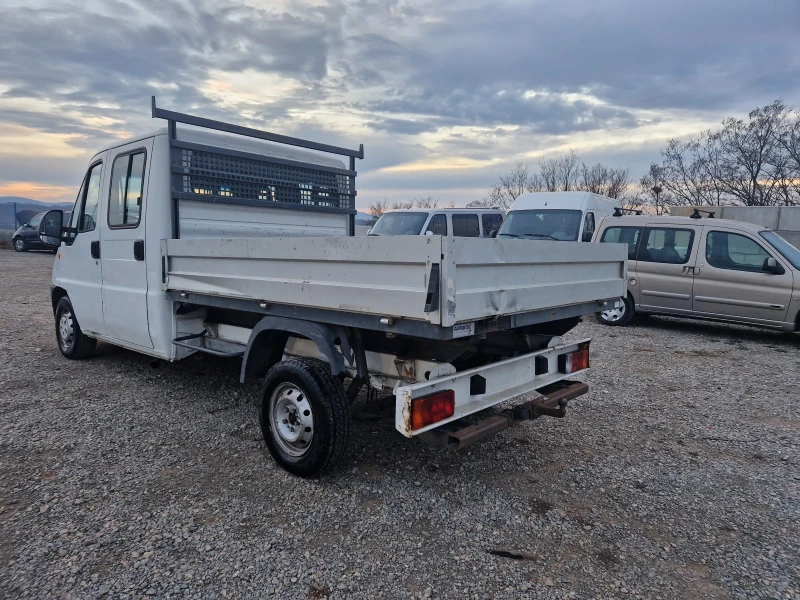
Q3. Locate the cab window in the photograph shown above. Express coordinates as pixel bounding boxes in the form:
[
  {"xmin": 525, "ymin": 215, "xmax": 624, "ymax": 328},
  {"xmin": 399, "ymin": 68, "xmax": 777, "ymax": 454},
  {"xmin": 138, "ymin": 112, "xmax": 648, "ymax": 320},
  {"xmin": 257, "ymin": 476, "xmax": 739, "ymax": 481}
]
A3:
[
  {"xmin": 425, "ymin": 214, "xmax": 447, "ymax": 235},
  {"xmin": 637, "ymin": 227, "xmax": 694, "ymax": 264},
  {"xmin": 109, "ymin": 151, "xmax": 146, "ymax": 228},
  {"xmin": 452, "ymin": 213, "xmax": 480, "ymax": 237},
  {"xmin": 600, "ymin": 226, "xmax": 642, "ymax": 259},
  {"xmin": 581, "ymin": 212, "xmax": 595, "ymax": 242},
  {"xmin": 482, "ymin": 213, "xmax": 503, "ymax": 236},
  {"xmin": 66, "ymin": 162, "xmax": 103, "ymax": 243},
  {"xmin": 706, "ymin": 231, "xmax": 772, "ymax": 272}
]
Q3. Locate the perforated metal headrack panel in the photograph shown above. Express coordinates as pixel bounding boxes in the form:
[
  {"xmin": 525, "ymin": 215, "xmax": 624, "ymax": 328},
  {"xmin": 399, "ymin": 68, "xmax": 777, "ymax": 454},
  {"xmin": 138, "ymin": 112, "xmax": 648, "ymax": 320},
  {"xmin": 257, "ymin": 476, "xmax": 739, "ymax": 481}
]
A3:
[{"xmin": 172, "ymin": 146, "xmax": 354, "ymax": 210}]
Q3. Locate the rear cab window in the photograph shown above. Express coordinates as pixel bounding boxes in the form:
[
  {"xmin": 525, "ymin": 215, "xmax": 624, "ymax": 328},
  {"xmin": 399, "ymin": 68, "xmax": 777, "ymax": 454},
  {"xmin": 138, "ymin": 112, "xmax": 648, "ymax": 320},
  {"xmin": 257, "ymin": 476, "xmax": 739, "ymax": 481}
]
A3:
[
  {"xmin": 452, "ymin": 213, "xmax": 480, "ymax": 237},
  {"xmin": 637, "ymin": 227, "xmax": 695, "ymax": 264},
  {"xmin": 600, "ymin": 226, "xmax": 642, "ymax": 260},
  {"xmin": 108, "ymin": 151, "xmax": 146, "ymax": 228}
]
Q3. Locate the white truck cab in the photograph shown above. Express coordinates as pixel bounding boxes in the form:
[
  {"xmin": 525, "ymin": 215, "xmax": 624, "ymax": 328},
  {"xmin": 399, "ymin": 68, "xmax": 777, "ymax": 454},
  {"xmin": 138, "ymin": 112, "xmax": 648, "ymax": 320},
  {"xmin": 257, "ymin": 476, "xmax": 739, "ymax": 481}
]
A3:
[
  {"xmin": 498, "ymin": 191, "xmax": 619, "ymax": 242},
  {"xmin": 368, "ymin": 207, "xmax": 505, "ymax": 238},
  {"xmin": 35, "ymin": 98, "xmax": 626, "ymax": 477}
]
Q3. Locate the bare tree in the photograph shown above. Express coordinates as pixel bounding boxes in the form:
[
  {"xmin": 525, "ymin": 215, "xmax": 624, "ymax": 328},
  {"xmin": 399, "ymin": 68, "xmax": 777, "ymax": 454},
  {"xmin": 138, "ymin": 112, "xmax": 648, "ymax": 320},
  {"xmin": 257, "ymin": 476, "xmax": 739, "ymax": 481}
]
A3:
[
  {"xmin": 368, "ymin": 198, "xmax": 389, "ymax": 218},
  {"xmin": 414, "ymin": 196, "xmax": 439, "ymax": 209},
  {"xmin": 476, "ymin": 162, "xmax": 541, "ymax": 209},
  {"xmin": 580, "ymin": 163, "xmax": 630, "ymax": 198},
  {"xmin": 391, "ymin": 200, "xmax": 414, "ymax": 210},
  {"xmin": 539, "ymin": 150, "xmax": 580, "ymax": 192},
  {"xmin": 776, "ymin": 108, "xmax": 800, "ymax": 204},
  {"xmin": 637, "ymin": 163, "xmax": 679, "ymax": 215}
]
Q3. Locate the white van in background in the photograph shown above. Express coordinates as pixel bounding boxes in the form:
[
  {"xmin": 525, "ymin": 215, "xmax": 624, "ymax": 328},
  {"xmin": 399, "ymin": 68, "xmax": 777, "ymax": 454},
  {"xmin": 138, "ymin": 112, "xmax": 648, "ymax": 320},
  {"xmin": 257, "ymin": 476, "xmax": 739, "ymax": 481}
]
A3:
[
  {"xmin": 497, "ymin": 192, "xmax": 619, "ymax": 242},
  {"xmin": 368, "ymin": 208, "xmax": 505, "ymax": 238}
]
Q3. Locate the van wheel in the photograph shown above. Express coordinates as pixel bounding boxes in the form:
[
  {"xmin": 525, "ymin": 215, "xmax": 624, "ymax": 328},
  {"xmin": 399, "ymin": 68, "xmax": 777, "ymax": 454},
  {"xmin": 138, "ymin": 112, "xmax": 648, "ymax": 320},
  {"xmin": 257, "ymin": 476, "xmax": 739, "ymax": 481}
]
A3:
[
  {"xmin": 596, "ymin": 296, "xmax": 634, "ymax": 326},
  {"xmin": 13, "ymin": 238, "xmax": 26, "ymax": 252},
  {"xmin": 55, "ymin": 297, "xmax": 97, "ymax": 359},
  {"xmin": 260, "ymin": 358, "xmax": 350, "ymax": 477}
]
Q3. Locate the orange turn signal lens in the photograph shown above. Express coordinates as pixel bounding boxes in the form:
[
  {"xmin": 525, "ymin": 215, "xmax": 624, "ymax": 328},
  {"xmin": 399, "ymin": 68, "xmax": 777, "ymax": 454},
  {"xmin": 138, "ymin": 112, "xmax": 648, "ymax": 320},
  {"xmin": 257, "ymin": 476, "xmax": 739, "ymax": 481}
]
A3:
[
  {"xmin": 411, "ymin": 389, "xmax": 455, "ymax": 430},
  {"xmin": 558, "ymin": 349, "xmax": 589, "ymax": 374}
]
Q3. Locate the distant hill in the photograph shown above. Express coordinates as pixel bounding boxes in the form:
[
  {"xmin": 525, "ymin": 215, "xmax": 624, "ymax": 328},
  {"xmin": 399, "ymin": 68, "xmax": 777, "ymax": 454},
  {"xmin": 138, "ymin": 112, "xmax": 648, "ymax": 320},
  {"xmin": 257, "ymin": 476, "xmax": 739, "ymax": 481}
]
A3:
[
  {"xmin": 355, "ymin": 210, "xmax": 377, "ymax": 225},
  {"xmin": 0, "ymin": 197, "xmax": 72, "ymax": 230},
  {"xmin": 0, "ymin": 196, "xmax": 72, "ymax": 208}
]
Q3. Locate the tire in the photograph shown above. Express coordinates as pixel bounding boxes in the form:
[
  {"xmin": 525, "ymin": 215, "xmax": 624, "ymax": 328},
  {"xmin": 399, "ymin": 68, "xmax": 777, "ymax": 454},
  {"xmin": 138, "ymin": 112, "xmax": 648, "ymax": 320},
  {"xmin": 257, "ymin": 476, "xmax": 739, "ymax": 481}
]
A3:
[
  {"xmin": 55, "ymin": 297, "xmax": 97, "ymax": 359},
  {"xmin": 260, "ymin": 358, "xmax": 350, "ymax": 477},
  {"xmin": 596, "ymin": 295, "xmax": 635, "ymax": 326},
  {"xmin": 13, "ymin": 237, "xmax": 26, "ymax": 252}
]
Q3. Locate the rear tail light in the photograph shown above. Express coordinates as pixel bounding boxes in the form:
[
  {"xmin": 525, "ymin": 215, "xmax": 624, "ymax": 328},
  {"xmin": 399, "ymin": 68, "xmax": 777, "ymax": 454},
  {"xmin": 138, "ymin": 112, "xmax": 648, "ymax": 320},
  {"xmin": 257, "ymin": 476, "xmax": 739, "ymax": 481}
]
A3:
[
  {"xmin": 411, "ymin": 389, "xmax": 455, "ymax": 430},
  {"xmin": 558, "ymin": 348, "xmax": 589, "ymax": 373}
]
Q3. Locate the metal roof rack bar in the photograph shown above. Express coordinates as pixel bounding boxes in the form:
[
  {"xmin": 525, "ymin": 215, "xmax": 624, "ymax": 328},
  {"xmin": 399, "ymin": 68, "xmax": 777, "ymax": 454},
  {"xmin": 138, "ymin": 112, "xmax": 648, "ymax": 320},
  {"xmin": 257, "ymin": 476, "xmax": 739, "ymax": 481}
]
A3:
[{"xmin": 151, "ymin": 96, "xmax": 364, "ymax": 160}]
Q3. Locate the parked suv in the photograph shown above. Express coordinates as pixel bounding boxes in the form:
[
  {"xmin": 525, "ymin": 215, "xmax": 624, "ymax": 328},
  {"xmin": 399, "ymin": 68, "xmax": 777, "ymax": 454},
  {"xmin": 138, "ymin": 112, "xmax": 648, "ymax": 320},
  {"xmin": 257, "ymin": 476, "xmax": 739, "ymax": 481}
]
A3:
[
  {"xmin": 593, "ymin": 214, "xmax": 800, "ymax": 333},
  {"xmin": 368, "ymin": 208, "xmax": 505, "ymax": 237}
]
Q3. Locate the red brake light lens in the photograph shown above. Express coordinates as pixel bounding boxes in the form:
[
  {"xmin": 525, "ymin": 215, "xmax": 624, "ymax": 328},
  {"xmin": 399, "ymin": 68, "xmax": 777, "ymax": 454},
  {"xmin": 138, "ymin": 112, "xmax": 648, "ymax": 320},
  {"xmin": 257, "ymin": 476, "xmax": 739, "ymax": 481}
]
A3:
[
  {"xmin": 558, "ymin": 349, "xmax": 589, "ymax": 373},
  {"xmin": 411, "ymin": 390, "xmax": 455, "ymax": 430}
]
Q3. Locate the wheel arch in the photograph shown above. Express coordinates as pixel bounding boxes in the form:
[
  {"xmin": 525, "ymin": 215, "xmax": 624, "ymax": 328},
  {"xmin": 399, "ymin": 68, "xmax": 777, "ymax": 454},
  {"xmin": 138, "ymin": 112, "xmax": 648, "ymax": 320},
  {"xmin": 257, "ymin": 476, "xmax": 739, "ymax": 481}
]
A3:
[
  {"xmin": 51, "ymin": 286, "xmax": 69, "ymax": 315},
  {"xmin": 240, "ymin": 317, "xmax": 354, "ymax": 383}
]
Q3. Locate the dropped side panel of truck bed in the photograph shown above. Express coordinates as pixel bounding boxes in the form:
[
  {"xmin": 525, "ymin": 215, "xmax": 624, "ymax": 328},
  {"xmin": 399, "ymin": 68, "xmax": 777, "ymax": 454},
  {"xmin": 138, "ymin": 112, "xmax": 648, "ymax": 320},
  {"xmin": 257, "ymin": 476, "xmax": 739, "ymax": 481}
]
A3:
[{"xmin": 163, "ymin": 236, "xmax": 442, "ymax": 323}]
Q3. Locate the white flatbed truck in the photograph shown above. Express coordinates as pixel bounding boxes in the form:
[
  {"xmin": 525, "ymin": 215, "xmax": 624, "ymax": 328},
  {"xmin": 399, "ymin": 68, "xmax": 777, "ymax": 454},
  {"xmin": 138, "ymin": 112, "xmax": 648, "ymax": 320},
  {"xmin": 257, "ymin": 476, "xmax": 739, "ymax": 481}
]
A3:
[{"xmin": 37, "ymin": 98, "xmax": 627, "ymax": 476}]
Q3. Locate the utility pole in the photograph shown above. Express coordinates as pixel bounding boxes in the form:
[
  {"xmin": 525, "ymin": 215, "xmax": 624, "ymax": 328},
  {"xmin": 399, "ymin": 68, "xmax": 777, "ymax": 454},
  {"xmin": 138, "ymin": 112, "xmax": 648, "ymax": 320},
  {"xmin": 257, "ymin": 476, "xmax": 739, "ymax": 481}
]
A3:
[{"xmin": 651, "ymin": 185, "xmax": 662, "ymax": 215}]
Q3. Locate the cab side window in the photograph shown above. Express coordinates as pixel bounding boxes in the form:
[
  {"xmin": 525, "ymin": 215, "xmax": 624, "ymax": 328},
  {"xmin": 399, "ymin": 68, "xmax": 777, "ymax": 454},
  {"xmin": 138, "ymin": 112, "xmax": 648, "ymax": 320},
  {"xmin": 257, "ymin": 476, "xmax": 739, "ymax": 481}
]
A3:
[
  {"xmin": 706, "ymin": 231, "xmax": 772, "ymax": 272},
  {"xmin": 482, "ymin": 213, "xmax": 503, "ymax": 236},
  {"xmin": 600, "ymin": 226, "xmax": 642, "ymax": 260},
  {"xmin": 637, "ymin": 227, "xmax": 694, "ymax": 264},
  {"xmin": 426, "ymin": 214, "xmax": 447, "ymax": 235},
  {"xmin": 65, "ymin": 162, "xmax": 103, "ymax": 244},
  {"xmin": 452, "ymin": 213, "xmax": 480, "ymax": 237},
  {"xmin": 109, "ymin": 151, "xmax": 146, "ymax": 228},
  {"xmin": 581, "ymin": 212, "xmax": 595, "ymax": 242}
]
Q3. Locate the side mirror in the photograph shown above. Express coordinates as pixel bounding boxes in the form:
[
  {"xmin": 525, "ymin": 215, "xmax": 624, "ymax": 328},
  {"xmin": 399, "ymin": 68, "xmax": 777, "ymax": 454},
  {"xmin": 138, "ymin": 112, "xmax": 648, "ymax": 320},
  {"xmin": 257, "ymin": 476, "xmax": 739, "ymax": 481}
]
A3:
[
  {"xmin": 762, "ymin": 257, "xmax": 784, "ymax": 275},
  {"xmin": 489, "ymin": 230, "xmax": 498, "ymax": 238},
  {"xmin": 39, "ymin": 209, "xmax": 63, "ymax": 248}
]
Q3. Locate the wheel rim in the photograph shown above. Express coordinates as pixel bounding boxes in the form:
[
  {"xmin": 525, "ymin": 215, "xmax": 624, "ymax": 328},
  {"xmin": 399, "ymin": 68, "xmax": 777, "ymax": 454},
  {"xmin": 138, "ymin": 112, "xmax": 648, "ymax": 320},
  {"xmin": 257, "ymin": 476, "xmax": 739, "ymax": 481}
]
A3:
[
  {"xmin": 14, "ymin": 239, "xmax": 24, "ymax": 251},
  {"xmin": 601, "ymin": 299, "xmax": 626, "ymax": 322},
  {"xmin": 59, "ymin": 310, "xmax": 75, "ymax": 352},
  {"xmin": 269, "ymin": 382, "xmax": 314, "ymax": 457}
]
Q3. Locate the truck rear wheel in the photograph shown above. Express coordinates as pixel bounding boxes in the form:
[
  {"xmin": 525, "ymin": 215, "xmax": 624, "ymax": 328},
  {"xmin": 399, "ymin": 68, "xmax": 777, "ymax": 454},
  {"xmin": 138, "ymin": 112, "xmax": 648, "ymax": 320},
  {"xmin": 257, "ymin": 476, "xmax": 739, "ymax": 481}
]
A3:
[
  {"xmin": 260, "ymin": 358, "xmax": 350, "ymax": 477},
  {"xmin": 55, "ymin": 297, "xmax": 97, "ymax": 359}
]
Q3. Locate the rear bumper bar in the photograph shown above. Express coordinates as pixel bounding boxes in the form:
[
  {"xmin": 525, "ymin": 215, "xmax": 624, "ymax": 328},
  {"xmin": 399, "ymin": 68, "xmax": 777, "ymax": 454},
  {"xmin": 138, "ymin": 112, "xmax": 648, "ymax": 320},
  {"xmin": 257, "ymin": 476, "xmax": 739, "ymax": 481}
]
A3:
[
  {"xmin": 416, "ymin": 380, "xmax": 588, "ymax": 448},
  {"xmin": 395, "ymin": 338, "xmax": 590, "ymax": 437}
]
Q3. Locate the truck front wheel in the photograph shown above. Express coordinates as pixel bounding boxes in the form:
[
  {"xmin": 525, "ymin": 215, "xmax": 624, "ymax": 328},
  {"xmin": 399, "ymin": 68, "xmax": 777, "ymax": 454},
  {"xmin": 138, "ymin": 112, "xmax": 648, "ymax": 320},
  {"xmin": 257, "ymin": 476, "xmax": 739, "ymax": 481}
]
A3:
[
  {"xmin": 55, "ymin": 297, "xmax": 97, "ymax": 359},
  {"xmin": 260, "ymin": 358, "xmax": 350, "ymax": 477}
]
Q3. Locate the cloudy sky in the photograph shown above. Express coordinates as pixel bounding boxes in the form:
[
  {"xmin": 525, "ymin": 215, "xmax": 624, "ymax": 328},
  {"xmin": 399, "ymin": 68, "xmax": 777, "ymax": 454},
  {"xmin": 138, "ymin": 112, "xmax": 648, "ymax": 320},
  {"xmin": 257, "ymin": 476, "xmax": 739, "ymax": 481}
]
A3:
[{"xmin": 1, "ymin": 0, "xmax": 799, "ymax": 208}]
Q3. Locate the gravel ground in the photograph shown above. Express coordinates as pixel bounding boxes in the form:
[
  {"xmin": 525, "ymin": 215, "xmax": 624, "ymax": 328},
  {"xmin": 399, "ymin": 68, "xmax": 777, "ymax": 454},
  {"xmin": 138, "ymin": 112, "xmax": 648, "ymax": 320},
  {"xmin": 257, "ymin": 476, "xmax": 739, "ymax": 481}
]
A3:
[{"xmin": 1, "ymin": 249, "xmax": 799, "ymax": 600}]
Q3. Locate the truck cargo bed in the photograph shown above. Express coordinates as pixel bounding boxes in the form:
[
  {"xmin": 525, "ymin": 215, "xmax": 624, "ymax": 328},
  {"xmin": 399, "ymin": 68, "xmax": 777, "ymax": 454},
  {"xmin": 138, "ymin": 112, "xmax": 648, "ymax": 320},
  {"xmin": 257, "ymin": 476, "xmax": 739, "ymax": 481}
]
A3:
[{"xmin": 162, "ymin": 235, "xmax": 626, "ymax": 331}]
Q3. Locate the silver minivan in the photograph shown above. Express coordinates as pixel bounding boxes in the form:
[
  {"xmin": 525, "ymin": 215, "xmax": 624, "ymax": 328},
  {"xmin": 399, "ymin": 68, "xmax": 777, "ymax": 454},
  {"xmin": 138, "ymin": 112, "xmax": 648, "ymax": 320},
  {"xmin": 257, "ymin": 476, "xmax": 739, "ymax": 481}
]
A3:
[{"xmin": 594, "ymin": 214, "xmax": 800, "ymax": 333}]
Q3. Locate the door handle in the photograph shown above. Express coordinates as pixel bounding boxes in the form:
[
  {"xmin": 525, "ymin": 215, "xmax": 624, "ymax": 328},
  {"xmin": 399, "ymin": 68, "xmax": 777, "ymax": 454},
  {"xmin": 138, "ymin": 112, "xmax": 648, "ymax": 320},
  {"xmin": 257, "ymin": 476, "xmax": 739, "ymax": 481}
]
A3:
[
  {"xmin": 133, "ymin": 240, "xmax": 145, "ymax": 261},
  {"xmin": 90, "ymin": 240, "xmax": 100, "ymax": 259},
  {"xmin": 682, "ymin": 266, "xmax": 700, "ymax": 275}
]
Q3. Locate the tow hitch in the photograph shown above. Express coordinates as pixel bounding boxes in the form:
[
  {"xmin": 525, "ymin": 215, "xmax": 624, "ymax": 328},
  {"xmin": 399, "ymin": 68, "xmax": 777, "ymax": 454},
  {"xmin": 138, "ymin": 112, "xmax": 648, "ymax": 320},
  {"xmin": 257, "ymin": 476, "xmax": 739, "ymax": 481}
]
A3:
[{"xmin": 417, "ymin": 380, "xmax": 588, "ymax": 449}]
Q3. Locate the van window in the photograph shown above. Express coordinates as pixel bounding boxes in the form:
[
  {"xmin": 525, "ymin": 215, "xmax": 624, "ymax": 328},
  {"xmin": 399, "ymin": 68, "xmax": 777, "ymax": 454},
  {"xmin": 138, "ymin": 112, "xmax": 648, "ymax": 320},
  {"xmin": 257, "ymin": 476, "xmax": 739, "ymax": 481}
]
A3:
[
  {"xmin": 426, "ymin": 214, "xmax": 447, "ymax": 235},
  {"xmin": 369, "ymin": 212, "xmax": 428, "ymax": 236},
  {"xmin": 706, "ymin": 231, "xmax": 772, "ymax": 272},
  {"xmin": 482, "ymin": 213, "xmax": 503, "ymax": 236},
  {"xmin": 452, "ymin": 214, "xmax": 480, "ymax": 237},
  {"xmin": 109, "ymin": 151, "xmax": 146, "ymax": 228},
  {"xmin": 581, "ymin": 212, "xmax": 595, "ymax": 242},
  {"xmin": 637, "ymin": 227, "xmax": 694, "ymax": 264},
  {"xmin": 497, "ymin": 209, "xmax": 582, "ymax": 240},
  {"xmin": 28, "ymin": 213, "xmax": 43, "ymax": 229},
  {"xmin": 600, "ymin": 226, "xmax": 642, "ymax": 259}
]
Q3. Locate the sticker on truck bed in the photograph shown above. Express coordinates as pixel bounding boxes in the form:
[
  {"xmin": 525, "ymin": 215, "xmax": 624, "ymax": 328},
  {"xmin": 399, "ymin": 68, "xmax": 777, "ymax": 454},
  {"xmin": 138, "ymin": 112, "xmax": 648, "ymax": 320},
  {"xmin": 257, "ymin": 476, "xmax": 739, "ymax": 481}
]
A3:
[{"xmin": 452, "ymin": 322, "xmax": 475, "ymax": 338}]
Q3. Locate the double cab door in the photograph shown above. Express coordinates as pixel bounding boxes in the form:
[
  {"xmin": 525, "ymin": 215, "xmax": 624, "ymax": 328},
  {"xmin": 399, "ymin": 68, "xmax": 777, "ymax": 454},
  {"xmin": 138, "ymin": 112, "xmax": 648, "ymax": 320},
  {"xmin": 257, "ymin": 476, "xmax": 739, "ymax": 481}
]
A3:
[{"xmin": 59, "ymin": 138, "xmax": 153, "ymax": 349}]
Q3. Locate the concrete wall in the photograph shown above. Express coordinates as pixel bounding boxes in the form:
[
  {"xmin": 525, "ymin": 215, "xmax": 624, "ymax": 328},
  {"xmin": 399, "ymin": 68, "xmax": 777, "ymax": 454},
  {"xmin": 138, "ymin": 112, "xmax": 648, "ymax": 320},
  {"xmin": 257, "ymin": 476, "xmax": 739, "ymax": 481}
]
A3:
[{"xmin": 670, "ymin": 206, "xmax": 800, "ymax": 247}]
